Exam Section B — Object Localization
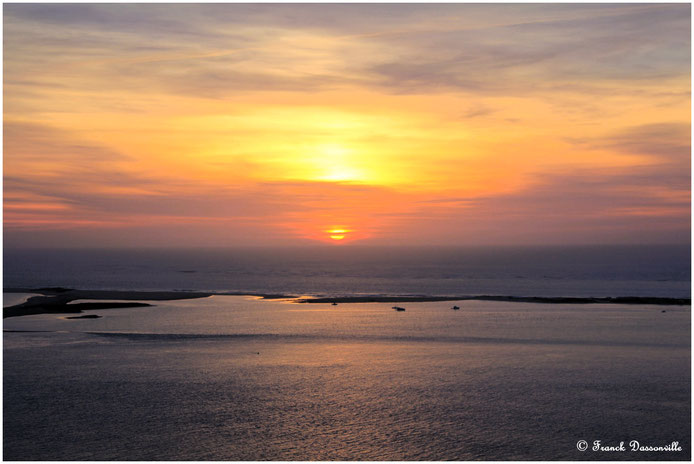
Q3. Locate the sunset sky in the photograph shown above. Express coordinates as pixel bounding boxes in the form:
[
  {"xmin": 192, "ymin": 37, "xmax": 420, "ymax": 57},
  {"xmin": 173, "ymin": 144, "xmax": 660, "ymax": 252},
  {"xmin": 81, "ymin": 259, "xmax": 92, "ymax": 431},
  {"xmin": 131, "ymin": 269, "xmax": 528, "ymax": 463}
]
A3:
[{"xmin": 3, "ymin": 3, "xmax": 690, "ymax": 247}]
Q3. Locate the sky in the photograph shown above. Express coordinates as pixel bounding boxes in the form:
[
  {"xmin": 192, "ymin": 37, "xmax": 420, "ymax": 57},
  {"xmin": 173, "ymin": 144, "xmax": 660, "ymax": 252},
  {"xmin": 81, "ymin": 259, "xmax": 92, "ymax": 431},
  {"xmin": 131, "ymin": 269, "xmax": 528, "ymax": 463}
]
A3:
[{"xmin": 3, "ymin": 3, "xmax": 691, "ymax": 247}]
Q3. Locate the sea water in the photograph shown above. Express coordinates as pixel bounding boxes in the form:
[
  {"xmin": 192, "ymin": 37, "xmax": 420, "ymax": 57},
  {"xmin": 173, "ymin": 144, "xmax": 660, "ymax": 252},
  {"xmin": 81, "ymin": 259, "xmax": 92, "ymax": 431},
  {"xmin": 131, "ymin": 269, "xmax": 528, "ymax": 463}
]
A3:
[
  {"xmin": 3, "ymin": 296, "xmax": 690, "ymax": 460},
  {"xmin": 3, "ymin": 245, "xmax": 691, "ymax": 460},
  {"xmin": 3, "ymin": 245, "xmax": 690, "ymax": 298}
]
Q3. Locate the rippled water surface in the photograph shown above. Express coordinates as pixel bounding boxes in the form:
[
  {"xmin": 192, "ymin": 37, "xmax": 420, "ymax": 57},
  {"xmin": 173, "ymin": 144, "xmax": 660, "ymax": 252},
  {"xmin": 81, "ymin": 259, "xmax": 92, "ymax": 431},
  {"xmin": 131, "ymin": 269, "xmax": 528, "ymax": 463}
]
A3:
[{"xmin": 4, "ymin": 296, "xmax": 690, "ymax": 460}]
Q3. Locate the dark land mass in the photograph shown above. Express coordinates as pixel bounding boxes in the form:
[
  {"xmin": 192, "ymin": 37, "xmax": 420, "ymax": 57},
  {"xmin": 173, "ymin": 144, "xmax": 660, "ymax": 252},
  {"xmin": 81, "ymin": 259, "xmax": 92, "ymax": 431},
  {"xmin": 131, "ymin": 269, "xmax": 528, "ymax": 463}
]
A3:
[
  {"xmin": 2, "ymin": 288, "xmax": 294, "ymax": 318},
  {"xmin": 2, "ymin": 288, "xmax": 211, "ymax": 319},
  {"xmin": 299, "ymin": 295, "xmax": 691, "ymax": 306},
  {"xmin": 4, "ymin": 299, "xmax": 153, "ymax": 318},
  {"xmin": 5, "ymin": 287, "xmax": 292, "ymax": 300},
  {"xmin": 3, "ymin": 288, "xmax": 689, "ymax": 319},
  {"xmin": 4, "ymin": 288, "xmax": 213, "ymax": 300}
]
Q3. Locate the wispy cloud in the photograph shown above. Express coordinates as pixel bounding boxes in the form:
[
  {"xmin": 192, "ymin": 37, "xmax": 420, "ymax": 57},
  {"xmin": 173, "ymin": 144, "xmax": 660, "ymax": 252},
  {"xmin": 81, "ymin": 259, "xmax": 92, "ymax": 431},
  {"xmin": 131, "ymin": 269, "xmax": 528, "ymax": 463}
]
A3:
[{"xmin": 3, "ymin": 4, "xmax": 690, "ymax": 246}]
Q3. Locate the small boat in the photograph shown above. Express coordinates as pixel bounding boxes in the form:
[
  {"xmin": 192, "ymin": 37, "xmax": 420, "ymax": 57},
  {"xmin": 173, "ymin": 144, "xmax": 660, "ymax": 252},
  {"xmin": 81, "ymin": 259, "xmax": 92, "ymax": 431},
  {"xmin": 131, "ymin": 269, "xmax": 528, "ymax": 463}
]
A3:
[
  {"xmin": 332, "ymin": 302, "xmax": 338, "ymax": 306},
  {"xmin": 452, "ymin": 305, "xmax": 460, "ymax": 310},
  {"xmin": 392, "ymin": 306, "xmax": 406, "ymax": 311}
]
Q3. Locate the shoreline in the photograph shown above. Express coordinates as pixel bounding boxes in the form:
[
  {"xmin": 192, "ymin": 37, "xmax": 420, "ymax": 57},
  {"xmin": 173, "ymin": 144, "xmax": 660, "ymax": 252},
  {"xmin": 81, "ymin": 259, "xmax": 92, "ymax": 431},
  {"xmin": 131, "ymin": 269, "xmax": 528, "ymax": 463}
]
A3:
[
  {"xmin": 298, "ymin": 295, "xmax": 692, "ymax": 305},
  {"xmin": 2, "ymin": 288, "xmax": 214, "ymax": 319},
  {"xmin": 2, "ymin": 287, "xmax": 690, "ymax": 318}
]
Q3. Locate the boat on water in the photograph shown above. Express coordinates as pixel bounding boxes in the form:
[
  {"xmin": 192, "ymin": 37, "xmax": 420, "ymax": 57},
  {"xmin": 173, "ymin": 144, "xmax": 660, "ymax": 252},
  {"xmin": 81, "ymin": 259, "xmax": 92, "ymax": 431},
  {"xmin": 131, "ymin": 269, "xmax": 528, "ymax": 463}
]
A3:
[
  {"xmin": 452, "ymin": 305, "xmax": 460, "ymax": 310},
  {"xmin": 392, "ymin": 306, "xmax": 406, "ymax": 311},
  {"xmin": 332, "ymin": 302, "xmax": 338, "ymax": 306}
]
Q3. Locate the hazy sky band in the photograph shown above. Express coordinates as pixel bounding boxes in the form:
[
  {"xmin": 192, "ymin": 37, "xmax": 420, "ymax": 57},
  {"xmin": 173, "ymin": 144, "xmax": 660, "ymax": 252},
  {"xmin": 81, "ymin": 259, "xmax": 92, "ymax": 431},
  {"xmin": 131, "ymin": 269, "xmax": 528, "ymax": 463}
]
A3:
[{"xmin": 3, "ymin": 3, "xmax": 690, "ymax": 246}]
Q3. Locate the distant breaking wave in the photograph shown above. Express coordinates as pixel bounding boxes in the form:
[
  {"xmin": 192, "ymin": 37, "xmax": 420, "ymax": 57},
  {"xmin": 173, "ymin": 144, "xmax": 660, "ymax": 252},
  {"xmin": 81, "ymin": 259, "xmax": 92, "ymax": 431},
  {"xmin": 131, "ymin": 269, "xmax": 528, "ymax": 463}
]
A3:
[{"xmin": 83, "ymin": 331, "xmax": 689, "ymax": 349}]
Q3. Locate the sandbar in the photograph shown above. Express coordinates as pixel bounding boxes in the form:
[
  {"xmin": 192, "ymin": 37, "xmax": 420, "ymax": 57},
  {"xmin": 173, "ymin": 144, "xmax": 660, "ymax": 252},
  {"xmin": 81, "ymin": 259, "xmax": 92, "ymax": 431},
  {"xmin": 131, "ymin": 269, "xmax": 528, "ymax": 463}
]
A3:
[
  {"xmin": 297, "ymin": 295, "xmax": 690, "ymax": 306},
  {"xmin": 3, "ymin": 287, "xmax": 689, "ymax": 319},
  {"xmin": 3, "ymin": 288, "xmax": 211, "ymax": 319}
]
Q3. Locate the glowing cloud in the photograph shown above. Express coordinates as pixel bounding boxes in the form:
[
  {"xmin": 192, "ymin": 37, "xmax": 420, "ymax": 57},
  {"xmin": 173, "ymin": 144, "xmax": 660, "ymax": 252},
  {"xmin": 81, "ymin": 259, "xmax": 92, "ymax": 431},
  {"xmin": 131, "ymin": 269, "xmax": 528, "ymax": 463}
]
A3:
[{"xmin": 3, "ymin": 4, "xmax": 690, "ymax": 247}]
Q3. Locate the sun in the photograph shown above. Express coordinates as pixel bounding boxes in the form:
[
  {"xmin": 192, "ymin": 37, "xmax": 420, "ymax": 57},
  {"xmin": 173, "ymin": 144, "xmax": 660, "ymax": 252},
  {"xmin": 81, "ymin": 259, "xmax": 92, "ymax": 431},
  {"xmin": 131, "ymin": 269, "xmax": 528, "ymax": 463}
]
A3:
[
  {"xmin": 314, "ymin": 144, "xmax": 365, "ymax": 183},
  {"xmin": 327, "ymin": 228, "xmax": 350, "ymax": 241}
]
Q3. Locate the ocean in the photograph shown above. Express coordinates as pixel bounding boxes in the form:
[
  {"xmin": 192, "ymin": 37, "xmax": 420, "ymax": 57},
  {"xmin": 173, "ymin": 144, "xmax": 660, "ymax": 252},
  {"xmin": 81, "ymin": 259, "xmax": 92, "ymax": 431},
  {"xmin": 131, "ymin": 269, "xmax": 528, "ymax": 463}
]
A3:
[
  {"xmin": 3, "ymin": 245, "xmax": 691, "ymax": 460},
  {"xmin": 3, "ymin": 245, "xmax": 691, "ymax": 297}
]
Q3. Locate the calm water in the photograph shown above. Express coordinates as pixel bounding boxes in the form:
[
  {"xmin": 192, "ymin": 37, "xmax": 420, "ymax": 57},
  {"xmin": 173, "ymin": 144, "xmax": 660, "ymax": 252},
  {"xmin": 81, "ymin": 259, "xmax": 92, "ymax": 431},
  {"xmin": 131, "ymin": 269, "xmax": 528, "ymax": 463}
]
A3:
[
  {"xmin": 3, "ymin": 245, "xmax": 691, "ymax": 297},
  {"xmin": 3, "ymin": 296, "xmax": 690, "ymax": 460}
]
